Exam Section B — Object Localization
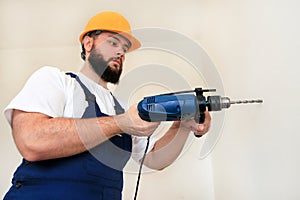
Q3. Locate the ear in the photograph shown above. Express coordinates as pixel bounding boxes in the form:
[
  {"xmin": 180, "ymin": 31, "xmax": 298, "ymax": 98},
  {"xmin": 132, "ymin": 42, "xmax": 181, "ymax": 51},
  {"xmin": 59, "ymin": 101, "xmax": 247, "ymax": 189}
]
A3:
[{"xmin": 82, "ymin": 36, "xmax": 94, "ymax": 53}]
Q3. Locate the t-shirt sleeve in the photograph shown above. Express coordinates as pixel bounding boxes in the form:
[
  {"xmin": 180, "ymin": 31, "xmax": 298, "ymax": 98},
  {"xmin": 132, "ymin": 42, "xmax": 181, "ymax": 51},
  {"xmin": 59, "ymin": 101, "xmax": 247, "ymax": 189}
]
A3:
[
  {"xmin": 131, "ymin": 136, "xmax": 157, "ymax": 163},
  {"xmin": 4, "ymin": 66, "xmax": 67, "ymax": 126}
]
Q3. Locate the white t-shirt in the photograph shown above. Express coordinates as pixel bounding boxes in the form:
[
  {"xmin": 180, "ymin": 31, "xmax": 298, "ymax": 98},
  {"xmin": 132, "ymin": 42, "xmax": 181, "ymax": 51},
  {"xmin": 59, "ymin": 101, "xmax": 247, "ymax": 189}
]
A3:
[{"xmin": 4, "ymin": 66, "xmax": 156, "ymax": 162}]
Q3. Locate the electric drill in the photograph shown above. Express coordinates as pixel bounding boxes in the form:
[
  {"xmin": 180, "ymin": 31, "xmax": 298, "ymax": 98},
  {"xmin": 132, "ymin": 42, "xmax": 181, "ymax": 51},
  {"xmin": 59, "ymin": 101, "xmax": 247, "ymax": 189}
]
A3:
[{"xmin": 137, "ymin": 88, "xmax": 263, "ymax": 123}]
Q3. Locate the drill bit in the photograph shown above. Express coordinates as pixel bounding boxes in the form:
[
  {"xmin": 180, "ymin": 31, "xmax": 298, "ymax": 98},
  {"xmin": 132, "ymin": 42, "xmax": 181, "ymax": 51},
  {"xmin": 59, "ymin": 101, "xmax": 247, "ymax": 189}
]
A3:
[{"xmin": 230, "ymin": 99, "xmax": 263, "ymax": 104}]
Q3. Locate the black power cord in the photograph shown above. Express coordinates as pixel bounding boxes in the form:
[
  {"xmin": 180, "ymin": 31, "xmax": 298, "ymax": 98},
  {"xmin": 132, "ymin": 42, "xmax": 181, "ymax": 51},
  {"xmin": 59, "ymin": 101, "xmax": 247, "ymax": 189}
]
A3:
[{"xmin": 133, "ymin": 136, "xmax": 151, "ymax": 200}]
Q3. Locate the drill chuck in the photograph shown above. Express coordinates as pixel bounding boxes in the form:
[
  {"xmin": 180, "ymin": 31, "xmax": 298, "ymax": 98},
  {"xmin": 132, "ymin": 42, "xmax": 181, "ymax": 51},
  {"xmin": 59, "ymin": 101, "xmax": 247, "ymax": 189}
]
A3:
[{"xmin": 207, "ymin": 96, "xmax": 263, "ymax": 111}]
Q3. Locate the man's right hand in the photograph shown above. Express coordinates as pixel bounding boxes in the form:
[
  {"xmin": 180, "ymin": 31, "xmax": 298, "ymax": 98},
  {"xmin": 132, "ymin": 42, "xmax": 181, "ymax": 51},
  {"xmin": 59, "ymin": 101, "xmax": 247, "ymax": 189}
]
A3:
[{"xmin": 114, "ymin": 104, "xmax": 160, "ymax": 137}]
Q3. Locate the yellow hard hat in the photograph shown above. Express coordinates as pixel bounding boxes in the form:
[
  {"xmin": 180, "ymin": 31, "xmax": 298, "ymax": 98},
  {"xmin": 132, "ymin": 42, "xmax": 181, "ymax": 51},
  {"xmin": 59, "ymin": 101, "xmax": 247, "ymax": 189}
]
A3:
[{"xmin": 79, "ymin": 11, "xmax": 141, "ymax": 53}]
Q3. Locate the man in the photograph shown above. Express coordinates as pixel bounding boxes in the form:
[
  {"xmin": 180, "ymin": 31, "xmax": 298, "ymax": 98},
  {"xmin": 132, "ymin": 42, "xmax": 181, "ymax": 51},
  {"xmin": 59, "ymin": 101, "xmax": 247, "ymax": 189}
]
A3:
[{"xmin": 3, "ymin": 11, "xmax": 211, "ymax": 199}]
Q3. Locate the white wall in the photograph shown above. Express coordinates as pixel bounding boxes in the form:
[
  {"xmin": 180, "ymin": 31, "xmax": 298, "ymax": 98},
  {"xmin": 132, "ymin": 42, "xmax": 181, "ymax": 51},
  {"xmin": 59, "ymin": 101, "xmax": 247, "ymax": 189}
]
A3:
[
  {"xmin": 197, "ymin": 0, "xmax": 300, "ymax": 199},
  {"xmin": 1, "ymin": 0, "xmax": 299, "ymax": 199}
]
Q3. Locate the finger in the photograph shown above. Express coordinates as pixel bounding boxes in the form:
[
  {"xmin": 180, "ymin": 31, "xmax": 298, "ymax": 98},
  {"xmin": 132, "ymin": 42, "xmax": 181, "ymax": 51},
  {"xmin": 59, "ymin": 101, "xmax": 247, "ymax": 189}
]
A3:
[
  {"xmin": 195, "ymin": 113, "xmax": 211, "ymax": 136},
  {"xmin": 202, "ymin": 111, "xmax": 211, "ymax": 131},
  {"xmin": 203, "ymin": 111, "xmax": 211, "ymax": 123},
  {"xmin": 194, "ymin": 124, "xmax": 205, "ymax": 136},
  {"xmin": 197, "ymin": 124, "xmax": 205, "ymax": 131}
]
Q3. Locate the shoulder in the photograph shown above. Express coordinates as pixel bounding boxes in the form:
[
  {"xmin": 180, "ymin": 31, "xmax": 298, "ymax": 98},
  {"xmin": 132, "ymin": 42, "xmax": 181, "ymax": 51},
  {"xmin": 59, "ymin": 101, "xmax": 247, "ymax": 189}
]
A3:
[
  {"xmin": 29, "ymin": 66, "xmax": 76, "ymax": 89},
  {"xmin": 31, "ymin": 66, "xmax": 63, "ymax": 77},
  {"xmin": 4, "ymin": 67, "xmax": 77, "ymax": 124},
  {"xmin": 31, "ymin": 66, "xmax": 69, "ymax": 81}
]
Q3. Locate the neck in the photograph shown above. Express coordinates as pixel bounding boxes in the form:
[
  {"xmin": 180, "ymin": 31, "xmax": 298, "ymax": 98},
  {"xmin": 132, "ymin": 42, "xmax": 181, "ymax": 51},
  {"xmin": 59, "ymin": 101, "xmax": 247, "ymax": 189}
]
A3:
[{"xmin": 80, "ymin": 63, "xmax": 109, "ymax": 89}]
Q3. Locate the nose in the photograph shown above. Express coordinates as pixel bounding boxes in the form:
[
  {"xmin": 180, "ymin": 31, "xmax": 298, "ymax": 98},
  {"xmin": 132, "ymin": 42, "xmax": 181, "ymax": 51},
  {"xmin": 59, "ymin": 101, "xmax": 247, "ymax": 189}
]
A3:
[
  {"xmin": 116, "ymin": 49, "xmax": 126, "ymax": 61},
  {"xmin": 116, "ymin": 48, "xmax": 125, "ymax": 57}
]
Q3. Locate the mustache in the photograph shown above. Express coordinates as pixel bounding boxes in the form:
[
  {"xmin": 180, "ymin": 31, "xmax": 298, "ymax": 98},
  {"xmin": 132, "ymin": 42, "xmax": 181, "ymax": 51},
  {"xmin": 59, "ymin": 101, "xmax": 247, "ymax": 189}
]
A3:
[{"xmin": 110, "ymin": 57, "xmax": 123, "ymax": 66}]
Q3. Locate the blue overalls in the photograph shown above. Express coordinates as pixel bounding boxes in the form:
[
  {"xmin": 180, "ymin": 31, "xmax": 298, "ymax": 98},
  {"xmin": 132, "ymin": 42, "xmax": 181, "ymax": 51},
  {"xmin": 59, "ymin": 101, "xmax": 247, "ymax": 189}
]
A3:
[{"xmin": 4, "ymin": 73, "xmax": 132, "ymax": 200}]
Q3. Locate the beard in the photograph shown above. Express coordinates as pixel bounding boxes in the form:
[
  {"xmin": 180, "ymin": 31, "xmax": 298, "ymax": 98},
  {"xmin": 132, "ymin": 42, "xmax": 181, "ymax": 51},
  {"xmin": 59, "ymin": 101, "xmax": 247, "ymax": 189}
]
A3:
[{"xmin": 88, "ymin": 48, "xmax": 123, "ymax": 84}]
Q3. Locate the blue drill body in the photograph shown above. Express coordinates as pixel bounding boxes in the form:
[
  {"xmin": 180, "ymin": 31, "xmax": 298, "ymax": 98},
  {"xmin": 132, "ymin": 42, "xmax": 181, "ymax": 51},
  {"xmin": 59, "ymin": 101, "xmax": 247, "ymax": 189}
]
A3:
[{"xmin": 137, "ymin": 94, "xmax": 199, "ymax": 122}]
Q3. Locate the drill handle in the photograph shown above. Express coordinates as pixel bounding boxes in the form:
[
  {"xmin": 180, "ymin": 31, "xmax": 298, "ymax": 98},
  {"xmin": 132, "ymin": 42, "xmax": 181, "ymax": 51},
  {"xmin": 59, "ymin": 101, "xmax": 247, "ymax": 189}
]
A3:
[
  {"xmin": 198, "ymin": 113, "xmax": 205, "ymax": 124},
  {"xmin": 194, "ymin": 112, "xmax": 205, "ymax": 138},
  {"xmin": 194, "ymin": 89, "xmax": 207, "ymax": 138}
]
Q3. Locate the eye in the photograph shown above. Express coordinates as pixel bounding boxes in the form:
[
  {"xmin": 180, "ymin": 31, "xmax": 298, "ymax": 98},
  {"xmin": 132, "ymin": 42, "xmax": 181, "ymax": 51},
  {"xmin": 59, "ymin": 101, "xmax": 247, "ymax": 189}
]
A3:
[
  {"xmin": 108, "ymin": 39, "xmax": 119, "ymax": 47},
  {"xmin": 123, "ymin": 47, "xmax": 129, "ymax": 53},
  {"xmin": 107, "ymin": 37, "xmax": 129, "ymax": 53}
]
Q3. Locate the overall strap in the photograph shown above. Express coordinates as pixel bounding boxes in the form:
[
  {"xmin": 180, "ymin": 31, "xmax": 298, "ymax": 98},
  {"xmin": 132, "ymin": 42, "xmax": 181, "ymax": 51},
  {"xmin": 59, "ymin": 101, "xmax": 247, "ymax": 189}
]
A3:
[
  {"xmin": 111, "ymin": 93, "xmax": 125, "ymax": 114},
  {"xmin": 66, "ymin": 72, "xmax": 132, "ymax": 170},
  {"xmin": 66, "ymin": 72, "xmax": 124, "ymax": 115},
  {"xmin": 66, "ymin": 72, "xmax": 96, "ymax": 103}
]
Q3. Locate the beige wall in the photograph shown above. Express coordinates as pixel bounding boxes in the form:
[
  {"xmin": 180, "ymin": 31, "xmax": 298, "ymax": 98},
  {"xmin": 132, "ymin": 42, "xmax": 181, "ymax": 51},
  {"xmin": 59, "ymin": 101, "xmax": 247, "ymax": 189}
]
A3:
[
  {"xmin": 1, "ymin": 0, "xmax": 300, "ymax": 199},
  {"xmin": 199, "ymin": 1, "xmax": 300, "ymax": 199}
]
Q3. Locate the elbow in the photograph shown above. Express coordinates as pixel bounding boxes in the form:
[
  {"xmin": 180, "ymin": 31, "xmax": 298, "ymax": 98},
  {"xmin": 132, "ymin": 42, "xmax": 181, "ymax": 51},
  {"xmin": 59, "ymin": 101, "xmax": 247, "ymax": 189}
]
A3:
[
  {"xmin": 22, "ymin": 153, "xmax": 41, "ymax": 162},
  {"xmin": 13, "ymin": 131, "xmax": 44, "ymax": 162},
  {"xmin": 11, "ymin": 109, "xmax": 50, "ymax": 162},
  {"xmin": 17, "ymin": 141, "xmax": 44, "ymax": 162},
  {"xmin": 145, "ymin": 163, "xmax": 168, "ymax": 171},
  {"xmin": 150, "ymin": 165, "xmax": 167, "ymax": 171},
  {"xmin": 143, "ymin": 156, "xmax": 170, "ymax": 171},
  {"xmin": 20, "ymin": 147, "xmax": 43, "ymax": 162}
]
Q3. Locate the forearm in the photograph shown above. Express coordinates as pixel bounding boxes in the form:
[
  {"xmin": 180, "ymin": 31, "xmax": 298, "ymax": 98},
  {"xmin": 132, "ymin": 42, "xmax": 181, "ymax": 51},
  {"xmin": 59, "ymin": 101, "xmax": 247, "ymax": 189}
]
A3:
[
  {"xmin": 12, "ymin": 110, "xmax": 121, "ymax": 161},
  {"xmin": 143, "ymin": 112, "xmax": 211, "ymax": 170},
  {"xmin": 143, "ymin": 122, "xmax": 190, "ymax": 170}
]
